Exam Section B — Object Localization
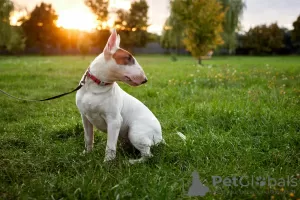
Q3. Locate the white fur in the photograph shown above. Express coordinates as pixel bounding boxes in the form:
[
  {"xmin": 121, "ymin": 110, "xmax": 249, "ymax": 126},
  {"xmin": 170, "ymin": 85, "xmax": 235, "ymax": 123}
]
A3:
[{"xmin": 76, "ymin": 30, "xmax": 163, "ymax": 163}]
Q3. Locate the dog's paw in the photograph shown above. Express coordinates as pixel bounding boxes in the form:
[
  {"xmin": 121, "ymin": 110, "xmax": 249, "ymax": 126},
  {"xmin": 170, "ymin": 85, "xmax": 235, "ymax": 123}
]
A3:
[
  {"xmin": 104, "ymin": 156, "xmax": 116, "ymax": 162},
  {"xmin": 104, "ymin": 150, "xmax": 116, "ymax": 162},
  {"xmin": 82, "ymin": 148, "xmax": 92, "ymax": 155},
  {"xmin": 129, "ymin": 157, "xmax": 147, "ymax": 164},
  {"xmin": 128, "ymin": 159, "xmax": 138, "ymax": 165}
]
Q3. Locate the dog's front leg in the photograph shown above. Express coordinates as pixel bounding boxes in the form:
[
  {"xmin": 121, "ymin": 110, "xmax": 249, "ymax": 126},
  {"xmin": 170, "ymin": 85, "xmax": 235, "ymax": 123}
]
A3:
[
  {"xmin": 81, "ymin": 114, "xmax": 94, "ymax": 153},
  {"xmin": 104, "ymin": 116, "xmax": 122, "ymax": 162}
]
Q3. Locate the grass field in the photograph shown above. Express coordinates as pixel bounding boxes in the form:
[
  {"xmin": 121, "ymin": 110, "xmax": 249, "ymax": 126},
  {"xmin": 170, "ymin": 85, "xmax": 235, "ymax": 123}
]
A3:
[{"xmin": 0, "ymin": 55, "xmax": 299, "ymax": 199}]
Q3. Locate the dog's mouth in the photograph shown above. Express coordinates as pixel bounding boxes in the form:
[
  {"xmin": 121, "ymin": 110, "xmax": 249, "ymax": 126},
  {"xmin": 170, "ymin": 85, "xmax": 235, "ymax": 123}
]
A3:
[{"xmin": 124, "ymin": 76, "xmax": 139, "ymax": 86}]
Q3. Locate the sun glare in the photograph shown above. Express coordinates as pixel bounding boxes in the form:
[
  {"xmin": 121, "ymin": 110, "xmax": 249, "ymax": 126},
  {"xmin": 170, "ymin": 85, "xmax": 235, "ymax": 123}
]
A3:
[
  {"xmin": 10, "ymin": 10, "xmax": 27, "ymax": 26},
  {"xmin": 56, "ymin": 0, "xmax": 131, "ymax": 31},
  {"xmin": 10, "ymin": 0, "xmax": 139, "ymax": 32},
  {"xmin": 56, "ymin": 8, "xmax": 98, "ymax": 31},
  {"xmin": 109, "ymin": 0, "xmax": 131, "ymax": 10}
]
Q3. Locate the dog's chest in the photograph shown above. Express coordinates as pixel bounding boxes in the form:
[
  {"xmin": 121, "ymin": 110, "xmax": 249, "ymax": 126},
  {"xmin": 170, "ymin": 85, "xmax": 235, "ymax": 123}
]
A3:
[
  {"xmin": 87, "ymin": 114, "xmax": 107, "ymax": 132},
  {"xmin": 76, "ymin": 86, "xmax": 123, "ymax": 132},
  {"xmin": 80, "ymin": 97, "xmax": 109, "ymax": 131}
]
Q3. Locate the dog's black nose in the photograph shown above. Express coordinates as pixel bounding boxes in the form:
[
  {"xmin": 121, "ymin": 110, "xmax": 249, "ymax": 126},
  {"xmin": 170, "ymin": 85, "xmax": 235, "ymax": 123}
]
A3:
[{"xmin": 141, "ymin": 78, "xmax": 148, "ymax": 84}]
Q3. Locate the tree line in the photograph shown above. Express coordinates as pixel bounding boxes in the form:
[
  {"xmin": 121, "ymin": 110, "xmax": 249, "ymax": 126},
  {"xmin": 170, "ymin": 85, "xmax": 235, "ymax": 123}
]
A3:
[
  {"xmin": 0, "ymin": 0, "xmax": 156, "ymax": 55},
  {"xmin": 161, "ymin": 0, "xmax": 300, "ymax": 61},
  {"xmin": 1, "ymin": 0, "xmax": 300, "ymax": 57},
  {"xmin": 236, "ymin": 21, "xmax": 300, "ymax": 55}
]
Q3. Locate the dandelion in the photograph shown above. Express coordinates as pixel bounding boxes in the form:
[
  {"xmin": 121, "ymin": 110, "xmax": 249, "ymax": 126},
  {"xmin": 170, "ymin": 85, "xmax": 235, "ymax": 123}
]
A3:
[
  {"xmin": 289, "ymin": 193, "xmax": 294, "ymax": 197},
  {"xmin": 270, "ymin": 196, "xmax": 275, "ymax": 200},
  {"xmin": 280, "ymin": 188, "xmax": 284, "ymax": 192},
  {"xmin": 280, "ymin": 90, "xmax": 286, "ymax": 95}
]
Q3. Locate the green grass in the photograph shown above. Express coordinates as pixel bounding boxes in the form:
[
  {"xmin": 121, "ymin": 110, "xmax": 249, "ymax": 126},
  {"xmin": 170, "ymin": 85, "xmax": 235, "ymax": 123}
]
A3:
[{"xmin": 0, "ymin": 55, "xmax": 299, "ymax": 199}]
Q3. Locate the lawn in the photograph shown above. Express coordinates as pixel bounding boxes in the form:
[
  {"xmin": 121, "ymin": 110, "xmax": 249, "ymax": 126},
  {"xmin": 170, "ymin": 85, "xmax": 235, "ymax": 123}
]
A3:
[{"xmin": 0, "ymin": 55, "xmax": 299, "ymax": 199}]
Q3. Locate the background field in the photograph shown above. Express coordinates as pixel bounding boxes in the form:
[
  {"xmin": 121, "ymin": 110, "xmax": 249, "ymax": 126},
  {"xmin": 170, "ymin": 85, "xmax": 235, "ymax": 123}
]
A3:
[{"xmin": 0, "ymin": 55, "xmax": 299, "ymax": 199}]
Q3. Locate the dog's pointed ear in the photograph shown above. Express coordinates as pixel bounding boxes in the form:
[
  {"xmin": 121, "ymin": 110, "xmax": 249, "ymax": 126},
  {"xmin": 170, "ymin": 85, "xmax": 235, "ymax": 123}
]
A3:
[
  {"xmin": 104, "ymin": 29, "xmax": 120, "ymax": 57},
  {"xmin": 116, "ymin": 33, "xmax": 120, "ymax": 47}
]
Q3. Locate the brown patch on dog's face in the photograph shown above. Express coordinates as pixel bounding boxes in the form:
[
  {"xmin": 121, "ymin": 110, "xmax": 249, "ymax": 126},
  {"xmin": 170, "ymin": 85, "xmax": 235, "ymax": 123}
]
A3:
[{"xmin": 112, "ymin": 48, "xmax": 135, "ymax": 65}]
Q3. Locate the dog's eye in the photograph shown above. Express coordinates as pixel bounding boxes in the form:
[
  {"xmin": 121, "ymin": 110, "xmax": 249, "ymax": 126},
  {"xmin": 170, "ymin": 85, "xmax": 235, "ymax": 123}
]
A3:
[
  {"xmin": 125, "ymin": 56, "xmax": 134, "ymax": 64},
  {"xmin": 130, "ymin": 56, "xmax": 135, "ymax": 64}
]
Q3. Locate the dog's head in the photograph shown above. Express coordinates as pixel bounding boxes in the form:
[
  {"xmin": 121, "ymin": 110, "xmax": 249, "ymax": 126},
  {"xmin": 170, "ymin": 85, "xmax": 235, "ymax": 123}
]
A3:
[{"xmin": 102, "ymin": 29, "xmax": 147, "ymax": 86}]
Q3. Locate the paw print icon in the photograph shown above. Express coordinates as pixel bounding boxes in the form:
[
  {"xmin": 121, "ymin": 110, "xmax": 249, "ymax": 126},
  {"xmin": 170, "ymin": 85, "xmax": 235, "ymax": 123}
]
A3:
[
  {"xmin": 188, "ymin": 171, "xmax": 210, "ymax": 197},
  {"xmin": 255, "ymin": 176, "xmax": 266, "ymax": 186}
]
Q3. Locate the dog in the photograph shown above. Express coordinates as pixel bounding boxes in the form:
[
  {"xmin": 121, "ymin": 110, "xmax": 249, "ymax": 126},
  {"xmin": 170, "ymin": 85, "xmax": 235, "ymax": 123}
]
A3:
[{"xmin": 76, "ymin": 29, "xmax": 164, "ymax": 163}]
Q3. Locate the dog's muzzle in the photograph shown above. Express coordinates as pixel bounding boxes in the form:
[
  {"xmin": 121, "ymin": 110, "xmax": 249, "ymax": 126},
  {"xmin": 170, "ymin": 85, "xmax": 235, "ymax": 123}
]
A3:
[{"xmin": 141, "ymin": 78, "xmax": 148, "ymax": 84}]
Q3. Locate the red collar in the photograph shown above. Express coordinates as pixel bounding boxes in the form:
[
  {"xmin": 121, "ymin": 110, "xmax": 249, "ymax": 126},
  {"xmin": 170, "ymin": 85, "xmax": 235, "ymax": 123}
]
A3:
[{"xmin": 86, "ymin": 70, "xmax": 113, "ymax": 86}]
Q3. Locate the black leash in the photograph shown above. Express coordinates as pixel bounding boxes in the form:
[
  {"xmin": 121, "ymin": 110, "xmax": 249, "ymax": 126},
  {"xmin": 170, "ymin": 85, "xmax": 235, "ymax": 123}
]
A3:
[
  {"xmin": 0, "ymin": 70, "xmax": 87, "ymax": 102},
  {"xmin": 0, "ymin": 84, "xmax": 83, "ymax": 102}
]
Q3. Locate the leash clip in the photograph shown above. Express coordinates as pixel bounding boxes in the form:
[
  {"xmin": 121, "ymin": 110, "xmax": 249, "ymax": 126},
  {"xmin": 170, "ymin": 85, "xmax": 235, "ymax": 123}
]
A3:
[{"xmin": 99, "ymin": 81, "xmax": 107, "ymax": 86}]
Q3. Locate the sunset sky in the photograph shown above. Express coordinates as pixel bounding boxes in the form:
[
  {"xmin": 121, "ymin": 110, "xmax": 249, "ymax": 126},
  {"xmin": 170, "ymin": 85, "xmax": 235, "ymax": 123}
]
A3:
[{"xmin": 12, "ymin": 0, "xmax": 300, "ymax": 34}]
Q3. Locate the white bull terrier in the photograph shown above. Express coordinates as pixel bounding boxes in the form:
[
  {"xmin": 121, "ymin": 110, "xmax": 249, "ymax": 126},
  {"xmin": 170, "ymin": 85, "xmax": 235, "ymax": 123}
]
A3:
[{"xmin": 76, "ymin": 29, "xmax": 164, "ymax": 163}]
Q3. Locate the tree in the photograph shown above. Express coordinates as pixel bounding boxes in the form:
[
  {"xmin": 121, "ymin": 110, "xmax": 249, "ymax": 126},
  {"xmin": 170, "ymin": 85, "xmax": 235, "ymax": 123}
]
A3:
[
  {"xmin": 244, "ymin": 23, "xmax": 284, "ymax": 55},
  {"xmin": 171, "ymin": 0, "xmax": 225, "ymax": 64},
  {"xmin": 90, "ymin": 29, "xmax": 111, "ymax": 51},
  {"xmin": 114, "ymin": 0, "xmax": 150, "ymax": 52},
  {"xmin": 0, "ymin": 0, "xmax": 26, "ymax": 54},
  {"xmin": 0, "ymin": 0, "xmax": 14, "ymax": 47},
  {"xmin": 114, "ymin": 9, "xmax": 131, "ymax": 49},
  {"xmin": 147, "ymin": 32, "xmax": 160, "ymax": 43},
  {"xmin": 6, "ymin": 27, "xmax": 26, "ymax": 55},
  {"xmin": 21, "ymin": 3, "xmax": 59, "ymax": 54},
  {"xmin": 218, "ymin": 0, "xmax": 245, "ymax": 54},
  {"xmin": 160, "ymin": 14, "xmax": 184, "ymax": 54},
  {"xmin": 85, "ymin": 0, "xmax": 114, "ymax": 52},
  {"xmin": 291, "ymin": 15, "xmax": 300, "ymax": 48},
  {"xmin": 279, "ymin": 28, "xmax": 293, "ymax": 55},
  {"xmin": 77, "ymin": 32, "xmax": 92, "ymax": 58},
  {"xmin": 85, "ymin": 0, "xmax": 109, "ymax": 29},
  {"xmin": 160, "ymin": 17, "xmax": 173, "ymax": 50}
]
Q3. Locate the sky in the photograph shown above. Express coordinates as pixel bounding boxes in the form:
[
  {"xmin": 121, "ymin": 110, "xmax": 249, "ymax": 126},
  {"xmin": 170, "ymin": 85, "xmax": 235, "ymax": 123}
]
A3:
[{"xmin": 12, "ymin": 0, "xmax": 300, "ymax": 34}]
